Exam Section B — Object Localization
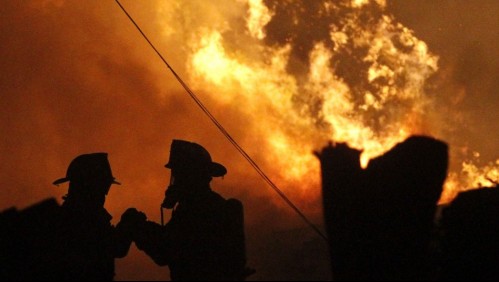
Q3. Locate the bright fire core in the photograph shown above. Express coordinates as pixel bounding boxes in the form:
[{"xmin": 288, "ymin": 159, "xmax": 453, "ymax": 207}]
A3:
[{"xmin": 156, "ymin": 0, "xmax": 498, "ymax": 204}]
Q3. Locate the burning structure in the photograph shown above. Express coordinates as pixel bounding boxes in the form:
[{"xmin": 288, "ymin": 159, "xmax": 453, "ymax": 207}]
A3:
[
  {"xmin": 316, "ymin": 135, "xmax": 448, "ymax": 280},
  {"xmin": 1, "ymin": 0, "xmax": 498, "ymax": 280}
]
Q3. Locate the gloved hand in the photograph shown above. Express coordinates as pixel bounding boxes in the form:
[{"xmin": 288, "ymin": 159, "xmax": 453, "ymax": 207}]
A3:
[
  {"xmin": 117, "ymin": 208, "xmax": 147, "ymax": 239},
  {"xmin": 120, "ymin": 207, "xmax": 147, "ymax": 224}
]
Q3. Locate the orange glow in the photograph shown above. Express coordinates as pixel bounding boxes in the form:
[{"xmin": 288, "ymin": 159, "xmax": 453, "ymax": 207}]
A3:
[
  {"xmin": 158, "ymin": 0, "xmax": 497, "ymax": 204},
  {"xmin": 246, "ymin": 0, "xmax": 273, "ymax": 40},
  {"xmin": 1, "ymin": 1, "xmax": 498, "ymax": 279},
  {"xmin": 352, "ymin": 0, "xmax": 386, "ymax": 8},
  {"xmin": 441, "ymin": 160, "xmax": 499, "ymax": 203}
]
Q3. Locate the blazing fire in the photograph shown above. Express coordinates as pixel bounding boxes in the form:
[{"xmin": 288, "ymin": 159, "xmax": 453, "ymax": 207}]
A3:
[
  {"xmin": 1, "ymin": 1, "xmax": 497, "ymax": 281},
  {"xmin": 442, "ymin": 159, "xmax": 499, "ymax": 203},
  {"xmin": 153, "ymin": 0, "xmax": 498, "ymax": 204}
]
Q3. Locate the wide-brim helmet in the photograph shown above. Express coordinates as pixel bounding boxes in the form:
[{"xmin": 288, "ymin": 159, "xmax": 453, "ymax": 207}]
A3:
[
  {"xmin": 53, "ymin": 153, "xmax": 120, "ymax": 185},
  {"xmin": 165, "ymin": 139, "xmax": 227, "ymax": 177}
]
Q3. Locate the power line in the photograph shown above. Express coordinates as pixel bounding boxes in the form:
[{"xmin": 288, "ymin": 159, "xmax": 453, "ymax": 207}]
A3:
[{"xmin": 114, "ymin": 0, "xmax": 327, "ymax": 242}]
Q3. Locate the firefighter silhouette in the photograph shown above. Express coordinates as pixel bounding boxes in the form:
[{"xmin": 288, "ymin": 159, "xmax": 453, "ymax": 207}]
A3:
[
  {"xmin": 121, "ymin": 139, "xmax": 253, "ymax": 281},
  {"xmin": 1, "ymin": 153, "xmax": 133, "ymax": 281}
]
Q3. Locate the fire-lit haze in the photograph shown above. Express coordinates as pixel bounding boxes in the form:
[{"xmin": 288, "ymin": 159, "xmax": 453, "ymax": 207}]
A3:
[{"xmin": 1, "ymin": 0, "xmax": 498, "ymax": 280}]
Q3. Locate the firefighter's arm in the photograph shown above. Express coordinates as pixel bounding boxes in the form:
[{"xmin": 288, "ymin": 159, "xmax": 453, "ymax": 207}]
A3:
[
  {"xmin": 133, "ymin": 220, "xmax": 170, "ymax": 266},
  {"xmin": 113, "ymin": 208, "xmax": 147, "ymax": 258},
  {"xmin": 115, "ymin": 207, "xmax": 171, "ymax": 265}
]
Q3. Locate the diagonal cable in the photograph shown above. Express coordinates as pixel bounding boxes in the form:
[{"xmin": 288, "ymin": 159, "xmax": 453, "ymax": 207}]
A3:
[{"xmin": 114, "ymin": 0, "xmax": 327, "ymax": 242}]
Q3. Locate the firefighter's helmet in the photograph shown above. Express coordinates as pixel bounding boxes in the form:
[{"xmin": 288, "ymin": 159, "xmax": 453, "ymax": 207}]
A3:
[
  {"xmin": 165, "ymin": 140, "xmax": 227, "ymax": 177},
  {"xmin": 53, "ymin": 153, "xmax": 120, "ymax": 185}
]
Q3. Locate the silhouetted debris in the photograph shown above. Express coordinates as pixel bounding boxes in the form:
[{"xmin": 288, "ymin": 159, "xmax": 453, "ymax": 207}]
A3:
[
  {"xmin": 1, "ymin": 198, "xmax": 60, "ymax": 281},
  {"xmin": 439, "ymin": 185, "xmax": 499, "ymax": 281},
  {"xmin": 316, "ymin": 135, "xmax": 448, "ymax": 281}
]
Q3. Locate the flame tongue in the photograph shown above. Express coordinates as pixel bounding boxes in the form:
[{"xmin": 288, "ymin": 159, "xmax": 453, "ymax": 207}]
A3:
[{"xmin": 156, "ymin": 0, "xmax": 497, "ymax": 204}]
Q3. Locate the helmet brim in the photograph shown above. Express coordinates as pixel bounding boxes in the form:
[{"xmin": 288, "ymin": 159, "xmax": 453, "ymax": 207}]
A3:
[
  {"xmin": 211, "ymin": 162, "xmax": 227, "ymax": 177},
  {"xmin": 52, "ymin": 177, "xmax": 69, "ymax": 185},
  {"xmin": 165, "ymin": 162, "xmax": 227, "ymax": 177},
  {"xmin": 52, "ymin": 177, "xmax": 121, "ymax": 186}
]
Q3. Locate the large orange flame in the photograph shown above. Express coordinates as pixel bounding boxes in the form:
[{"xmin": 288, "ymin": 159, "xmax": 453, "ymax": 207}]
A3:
[{"xmin": 153, "ymin": 0, "xmax": 498, "ymax": 205}]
